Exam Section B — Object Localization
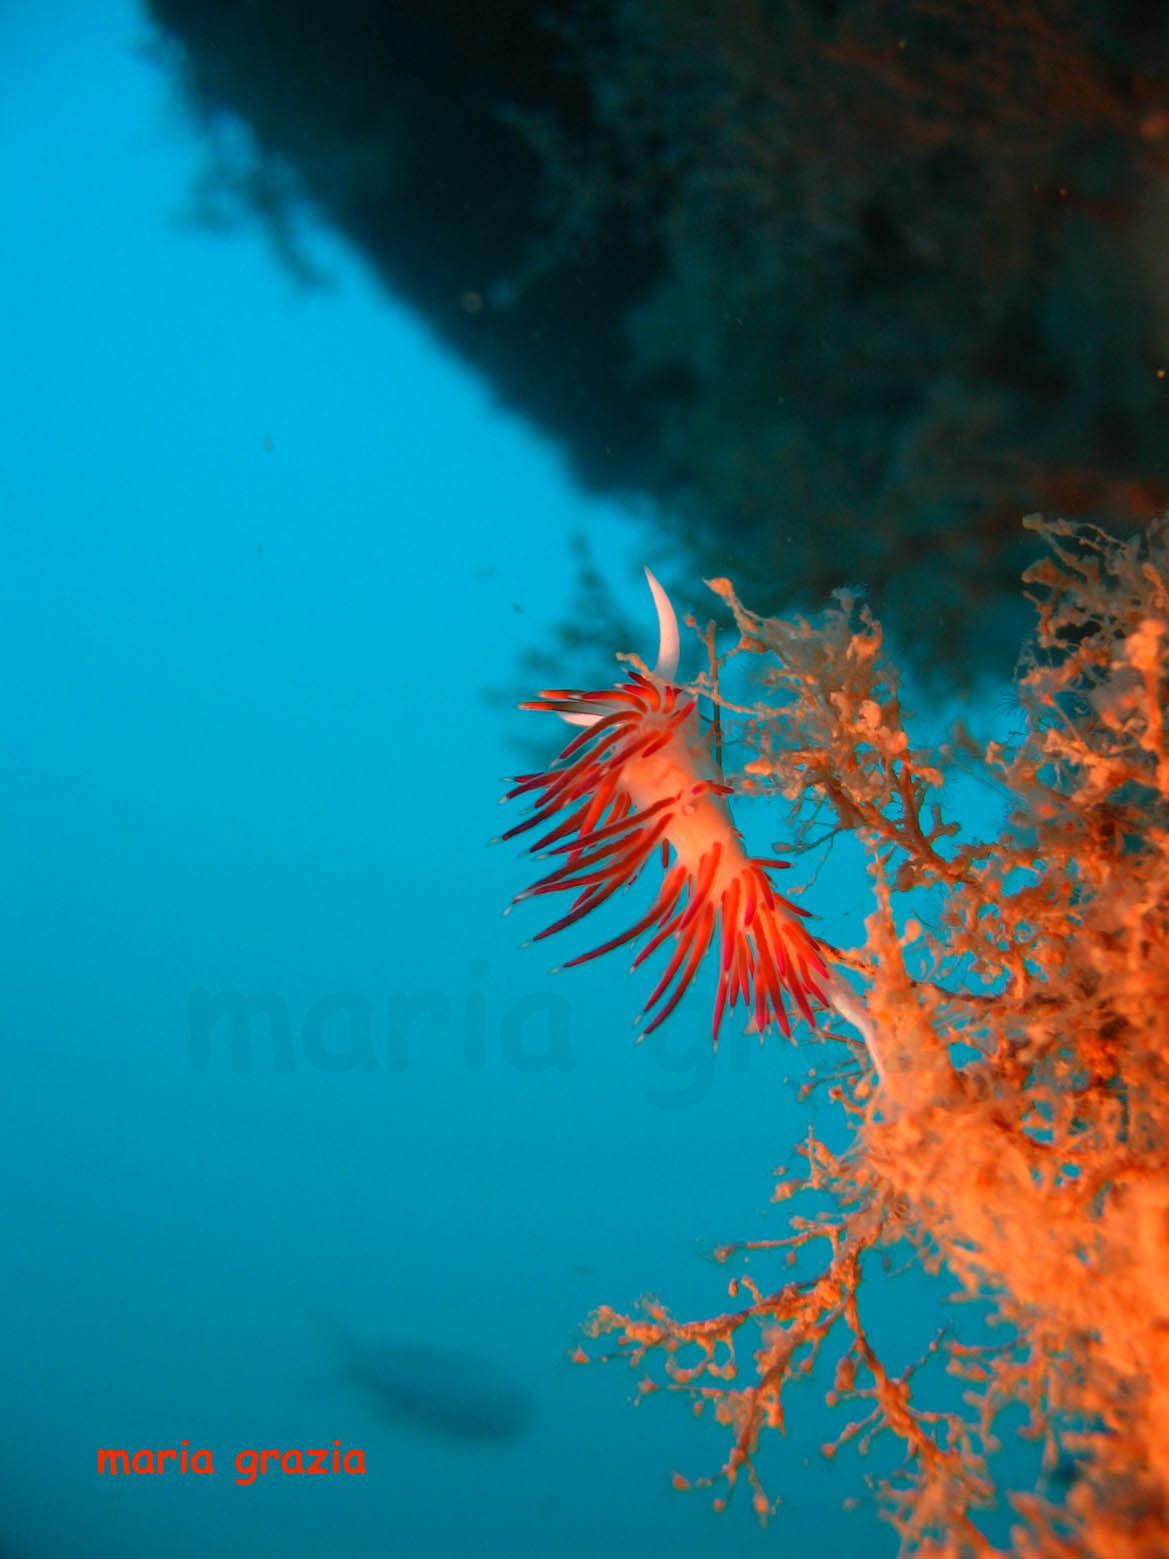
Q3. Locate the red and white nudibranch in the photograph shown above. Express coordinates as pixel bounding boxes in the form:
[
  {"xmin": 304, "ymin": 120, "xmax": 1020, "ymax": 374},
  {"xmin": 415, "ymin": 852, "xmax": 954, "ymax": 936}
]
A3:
[{"xmin": 502, "ymin": 568, "xmax": 832, "ymax": 1046}]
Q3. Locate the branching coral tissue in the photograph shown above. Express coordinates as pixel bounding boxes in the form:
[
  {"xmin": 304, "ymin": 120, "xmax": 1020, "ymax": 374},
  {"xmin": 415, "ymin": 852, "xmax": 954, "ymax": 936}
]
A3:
[{"xmin": 504, "ymin": 516, "xmax": 1169, "ymax": 1558}]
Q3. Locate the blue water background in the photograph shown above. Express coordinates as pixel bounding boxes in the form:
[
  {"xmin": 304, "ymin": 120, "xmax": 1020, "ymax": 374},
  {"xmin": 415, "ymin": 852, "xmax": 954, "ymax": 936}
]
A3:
[{"xmin": 1, "ymin": 6, "xmax": 1014, "ymax": 1556}]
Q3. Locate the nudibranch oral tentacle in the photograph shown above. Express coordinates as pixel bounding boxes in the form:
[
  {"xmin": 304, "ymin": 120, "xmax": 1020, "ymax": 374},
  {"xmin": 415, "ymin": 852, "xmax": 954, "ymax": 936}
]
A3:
[{"xmin": 502, "ymin": 569, "xmax": 831, "ymax": 1047}]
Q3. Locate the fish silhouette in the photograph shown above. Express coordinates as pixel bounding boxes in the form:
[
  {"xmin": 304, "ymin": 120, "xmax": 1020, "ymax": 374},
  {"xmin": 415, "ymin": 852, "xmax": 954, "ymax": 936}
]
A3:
[{"xmin": 312, "ymin": 1313, "xmax": 532, "ymax": 1443}]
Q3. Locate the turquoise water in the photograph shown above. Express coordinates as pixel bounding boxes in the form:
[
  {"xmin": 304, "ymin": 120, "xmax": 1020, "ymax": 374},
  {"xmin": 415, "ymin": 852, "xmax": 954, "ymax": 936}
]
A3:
[{"xmin": 1, "ymin": 7, "xmax": 1016, "ymax": 1557}]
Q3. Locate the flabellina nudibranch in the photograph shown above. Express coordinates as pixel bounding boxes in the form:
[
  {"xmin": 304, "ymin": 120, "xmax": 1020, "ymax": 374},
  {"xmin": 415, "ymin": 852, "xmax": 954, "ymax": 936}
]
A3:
[{"xmin": 501, "ymin": 568, "xmax": 846, "ymax": 1051}]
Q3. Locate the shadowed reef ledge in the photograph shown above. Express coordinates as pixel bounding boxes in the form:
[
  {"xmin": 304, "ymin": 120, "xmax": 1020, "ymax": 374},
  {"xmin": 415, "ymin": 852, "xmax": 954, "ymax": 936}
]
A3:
[{"xmin": 145, "ymin": 0, "xmax": 1169, "ymax": 684}]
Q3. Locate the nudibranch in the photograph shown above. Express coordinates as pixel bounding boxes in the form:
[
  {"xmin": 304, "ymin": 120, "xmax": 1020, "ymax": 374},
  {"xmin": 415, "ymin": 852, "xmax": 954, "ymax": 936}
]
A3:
[{"xmin": 502, "ymin": 569, "xmax": 831, "ymax": 1045}]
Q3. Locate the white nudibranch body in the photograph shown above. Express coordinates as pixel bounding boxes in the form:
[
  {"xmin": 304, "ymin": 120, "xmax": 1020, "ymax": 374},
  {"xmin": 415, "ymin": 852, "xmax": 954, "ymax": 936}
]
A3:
[{"xmin": 503, "ymin": 568, "xmax": 881, "ymax": 1081}]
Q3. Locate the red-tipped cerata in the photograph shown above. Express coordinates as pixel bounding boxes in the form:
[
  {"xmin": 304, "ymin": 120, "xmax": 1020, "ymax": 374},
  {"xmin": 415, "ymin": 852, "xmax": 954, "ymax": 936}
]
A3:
[{"xmin": 502, "ymin": 573, "xmax": 827, "ymax": 1044}]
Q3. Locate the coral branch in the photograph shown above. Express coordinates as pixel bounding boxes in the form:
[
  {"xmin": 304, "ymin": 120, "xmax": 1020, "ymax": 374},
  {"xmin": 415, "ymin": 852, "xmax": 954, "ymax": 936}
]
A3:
[{"xmin": 583, "ymin": 516, "xmax": 1169, "ymax": 1557}]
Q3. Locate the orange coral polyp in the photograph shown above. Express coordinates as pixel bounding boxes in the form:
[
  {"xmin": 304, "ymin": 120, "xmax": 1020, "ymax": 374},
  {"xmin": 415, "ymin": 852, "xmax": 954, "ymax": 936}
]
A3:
[{"xmin": 504, "ymin": 669, "xmax": 828, "ymax": 1042}]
